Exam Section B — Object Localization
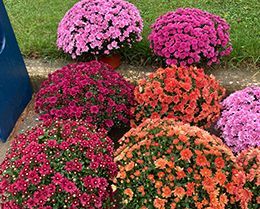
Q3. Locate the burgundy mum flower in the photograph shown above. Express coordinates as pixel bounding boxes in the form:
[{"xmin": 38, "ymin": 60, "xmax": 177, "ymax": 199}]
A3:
[{"xmin": 90, "ymin": 105, "xmax": 99, "ymax": 114}]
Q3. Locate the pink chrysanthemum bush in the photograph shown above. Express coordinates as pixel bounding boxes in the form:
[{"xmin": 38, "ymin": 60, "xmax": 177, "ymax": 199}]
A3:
[
  {"xmin": 115, "ymin": 119, "xmax": 251, "ymax": 209},
  {"xmin": 57, "ymin": 0, "xmax": 143, "ymax": 58},
  {"xmin": 132, "ymin": 65, "xmax": 225, "ymax": 128},
  {"xmin": 0, "ymin": 120, "xmax": 118, "ymax": 209},
  {"xmin": 149, "ymin": 8, "xmax": 232, "ymax": 66},
  {"xmin": 35, "ymin": 61, "xmax": 135, "ymax": 130},
  {"xmin": 217, "ymin": 86, "xmax": 260, "ymax": 153},
  {"xmin": 236, "ymin": 147, "xmax": 260, "ymax": 208}
]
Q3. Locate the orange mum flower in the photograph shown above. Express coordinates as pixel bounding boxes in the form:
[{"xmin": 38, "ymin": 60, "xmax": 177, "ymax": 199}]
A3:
[
  {"xmin": 167, "ymin": 161, "xmax": 175, "ymax": 169},
  {"xmin": 186, "ymin": 182, "xmax": 195, "ymax": 196},
  {"xmin": 176, "ymin": 170, "xmax": 186, "ymax": 180},
  {"xmin": 155, "ymin": 158, "xmax": 168, "ymax": 169},
  {"xmin": 162, "ymin": 186, "xmax": 172, "ymax": 198},
  {"xmin": 126, "ymin": 151, "xmax": 133, "ymax": 159},
  {"xmin": 168, "ymin": 174, "xmax": 175, "ymax": 182},
  {"xmin": 194, "ymin": 173, "xmax": 201, "ymax": 180},
  {"xmin": 202, "ymin": 177, "xmax": 215, "ymax": 192},
  {"xmin": 180, "ymin": 148, "xmax": 193, "ymax": 161},
  {"xmin": 151, "ymin": 112, "xmax": 160, "ymax": 119},
  {"xmin": 158, "ymin": 172, "xmax": 165, "ymax": 178},
  {"xmin": 125, "ymin": 161, "xmax": 135, "ymax": 171},
  {"xmin": 219, "ymin": 194, "xmax": 228, "ymax": 206},
  {"xmin": 215, "ymin": 171, "xmax": 227, "ymax": 185},
  {"xmin": 124, "ymin": 188, "xmax": 134, "ymax": 200},
  {"xmin": 155, "ymin": 181, "xmax": 163, "ymax": 189},
  {"xmin": 173, "ymin": 186, "xmax": 185, "ymax": 198},
  {"xmin": 134, "ymin": 170, "xmax": 141, "ymax": 177},
  {"xmin": 196, "ymin": 155, "xmax": 209, "ymax": 167},
  {"xmin": 119, "ymin": 170, "xmax": 127, "ymax": 179},
  {"xmin": 173, "ymin": 139, "xmax": 179, "ymax": 144},
  {"xmin": 148, "ymin": 174, "xmax": 155, "ymax": 182},
  {"xmin": 179, "ymin": 134, "xmax": 189, "ymax": 142},
  {"xmin": 153, "ymin": 198, "xmax": 167, "ymax": 209},
  {"xmin": 187, "ymin": 167, "xmax": 193, "ymax": 173},
  {"xmin": 225, "ymin": 182, "xmax": 235, "ymax": 194},
  {"xmin": 215, "ymin": 157, "xmax": 225, "ymax": 169},
  {"xmin": 200, "ymin": 167, "xmax": 212, "ymax": 177},
  {"xmin": 237, "ymin": 188, "xmax": 253, "ymax": 208},
  {"xmin": 195, "ymin": 202, "xmax": 203, "ymax": 209},
  {"xmin": 138, "ymin": 185, "xmax": 145, "ymax": 196},
  {"xmin": 170, "ymin": 202, "xmax": 176, "ymax": 209}
]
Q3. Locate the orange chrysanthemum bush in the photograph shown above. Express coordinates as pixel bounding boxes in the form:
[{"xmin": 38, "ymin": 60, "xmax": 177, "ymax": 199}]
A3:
[
  {"xmin": 132, "ymin": 66, "xmax": 225, "ymax": 128},
  {"xmin": 115, "ymin": 119, "xmax": 250, "ymax": 209},
  {"xmin": 236, "ymin": 148, "xmax": 260, "ymax": 208}
]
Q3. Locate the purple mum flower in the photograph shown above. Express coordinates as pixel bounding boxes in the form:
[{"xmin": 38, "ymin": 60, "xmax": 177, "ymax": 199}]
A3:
[{"xmin": 216, "ymin": 86, "xmax": 260, "ymax": 153}]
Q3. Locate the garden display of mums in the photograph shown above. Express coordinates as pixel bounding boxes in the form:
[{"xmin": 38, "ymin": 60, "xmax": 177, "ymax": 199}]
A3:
[
  {"xmin": 35, "ymin": 61, "xmax": 135, "ymax": 130},
  {"xmin": 236, "ymin": 148, "xmax": 260, "ymax": 208},
  {"xmin": 149, "ymin": 8, "xmax": 232, "ymax": 66},
  {"xmin": 132, "ymin": 65, "xmax": 225, "ymax": 128},
  {"xmin": 0, "ymin": 120, "xmax": 118, "ymax": 209},
  {"xmin": 217, "ymin": 86, "xmax": 260, "ymax": 153},
  {"xmin": 115, "ymin": 118, "xmax": 251, "ymax": 209},
  {"xmin": 57, "ymin": 0, "xmax": 143, "ymax": 58}
]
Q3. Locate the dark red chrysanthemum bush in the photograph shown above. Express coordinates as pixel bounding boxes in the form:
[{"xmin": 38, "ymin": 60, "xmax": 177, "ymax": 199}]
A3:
[
  {"xmin": 0, "ymin": 120, "xmax": 118, "ymax": 209},
  {"xmin": 132, "ymin": 65, "xmax": 225, "ymax": 128},
  {"xmin": 35, "ymin": 61, "xmax": 135, "ymax": 130},
  {"xmin": 149, "ymin": 8, "xmax": 232, "ymax": 66}
]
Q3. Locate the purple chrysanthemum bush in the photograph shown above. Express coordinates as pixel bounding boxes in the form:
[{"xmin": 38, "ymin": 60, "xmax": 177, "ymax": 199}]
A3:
[
  {"xmin": 35, "ymin": 61, "xmax": 135, "ymax": 130},
  {"xmin": 217, "ymin": 86, "xmax": 260, "ymax": 153},
  {"xmin": 149, "ymin": 8, "xmax": 232, "ymax": 66},
  {"xmin": 57, "ymin": 0, "xmax": 143, "ymax": 58}
]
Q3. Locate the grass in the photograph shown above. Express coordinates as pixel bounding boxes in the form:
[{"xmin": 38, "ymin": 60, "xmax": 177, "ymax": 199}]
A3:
[{"xmin": 3, "ymin": 0, "xmax": 260, "ymax": 65}]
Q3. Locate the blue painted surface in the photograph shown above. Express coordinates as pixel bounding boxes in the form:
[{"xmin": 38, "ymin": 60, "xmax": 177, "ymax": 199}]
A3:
[{"xmin": 0, "ymin": 0, "xmax": 32, "ymax": 142}]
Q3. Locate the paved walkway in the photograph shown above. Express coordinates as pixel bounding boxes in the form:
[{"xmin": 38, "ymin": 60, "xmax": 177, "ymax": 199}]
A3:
[{"xmin": 0, "ymin": 59, "xmax": 259, "ymax": 163}]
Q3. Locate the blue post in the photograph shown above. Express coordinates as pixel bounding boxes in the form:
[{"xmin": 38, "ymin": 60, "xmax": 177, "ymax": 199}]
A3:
[{"xmin": 0, "ymin": 0, "xmax": 32, "ymax": 142}]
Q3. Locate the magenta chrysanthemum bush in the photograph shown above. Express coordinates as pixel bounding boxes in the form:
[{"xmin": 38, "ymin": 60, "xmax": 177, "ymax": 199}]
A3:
[
  {"xmin": 217, "ymin": 86, "xmax": 260, "ymax": 153},
  {"xmin": 149, "ymin": 8, "xmax": 232, "ymax": 66},
  {"xmin": 57, "ymin": 0, "xmax": 143, "ymax": 58},
  {"xmin": 0, "ymin": 120, "xmax": 118, "ymax": 209},
  {"xmin": 35, "ymin": 61, "xmax": 135, "ymax": 130}
]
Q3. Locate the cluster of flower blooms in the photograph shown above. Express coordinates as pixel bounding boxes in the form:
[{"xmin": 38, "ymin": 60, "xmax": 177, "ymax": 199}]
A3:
[
  {"xmin": 236, "ymin": 147, "xmax": 260, "ymax": 208},
  {"xmin": 57, "ymin": 0, "xmax": 143, "ymax": 58},
  {"xmin": 0, "ymin": 120, "xmax": 118, "ymax": 209},
  {"xmin": 132, "ymin": 65, "xmax": 225, "ymax": 128},
  {"xmin": 35, "ymin": 61, "xmax": 135, "ymax": 130},
  {"xmin": 217, "ymin": 86, "xmax": 260, "ymax": 153},
  {"xmin": 2, "ymin": 1, "xmax": 257, "ymax": 208},
  {"xmin": 149, "ymin": 8, "xmax": 232, "ymax": 66},
  {"xmin": 115, "ymin": 119, "xmax": 252, "ymax": 209}
]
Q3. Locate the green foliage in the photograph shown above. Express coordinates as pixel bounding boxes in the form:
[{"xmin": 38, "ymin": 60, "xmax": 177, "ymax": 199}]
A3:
[{"xmin": 3, "ymin": 0, "xmax": 260, "ymax": 64}]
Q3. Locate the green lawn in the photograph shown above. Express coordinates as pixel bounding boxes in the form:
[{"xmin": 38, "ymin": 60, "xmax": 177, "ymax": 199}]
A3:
[{"xmin": 3, "ymin": 0, "xmax": 260, "ymax": 64}]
